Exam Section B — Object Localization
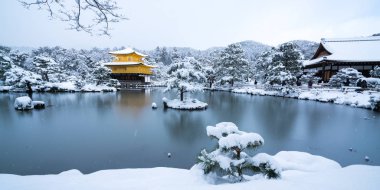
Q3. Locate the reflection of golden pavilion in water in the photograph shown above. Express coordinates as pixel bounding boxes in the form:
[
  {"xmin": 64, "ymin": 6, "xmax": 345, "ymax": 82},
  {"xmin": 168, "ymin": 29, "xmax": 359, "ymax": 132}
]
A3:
[
  {"xmin": 103, "ymin": 48, "xmax": 156, "ymax": 85},
  {"xmin": 116, "ymin": 89, "xmax": 151, "ymax": 117}
]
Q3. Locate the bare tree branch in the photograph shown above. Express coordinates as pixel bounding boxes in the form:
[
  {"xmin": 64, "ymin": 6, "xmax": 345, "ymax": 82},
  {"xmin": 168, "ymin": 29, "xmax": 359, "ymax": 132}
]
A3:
[{"xmin": 19, "ymin": 0, "xmax": 127, "ymax": 36}]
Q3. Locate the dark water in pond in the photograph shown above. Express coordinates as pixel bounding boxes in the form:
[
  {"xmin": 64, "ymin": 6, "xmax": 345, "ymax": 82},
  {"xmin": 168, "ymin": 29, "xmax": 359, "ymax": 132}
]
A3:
[{"xmin": 0, "ymin": 89, "xmax": 380, "ymax": 175}]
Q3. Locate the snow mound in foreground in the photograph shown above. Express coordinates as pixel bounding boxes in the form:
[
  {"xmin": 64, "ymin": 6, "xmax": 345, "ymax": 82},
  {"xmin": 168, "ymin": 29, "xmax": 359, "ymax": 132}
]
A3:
[
  {"xmin": 163, "ymin": 97, "xmax": 208, "ymax": 110},
  {"xmin": 14, "ymin": 96, "xmax": 33, "ymax": 110},
  {"xmin": 273, "ymin": 151, "xmax": 341, "ymax": 172},
  {"xmin": 1, "ymin": 151, "xmax": 379, "ymax": 190}
]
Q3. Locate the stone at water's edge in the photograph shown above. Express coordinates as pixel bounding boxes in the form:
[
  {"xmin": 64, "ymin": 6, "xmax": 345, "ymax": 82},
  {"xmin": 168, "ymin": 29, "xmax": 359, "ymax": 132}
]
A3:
[
  {"xmin": 14, "ymin": 96, "xmax": 34, "ymax": 110},
  {"xmin": 33, "ymin": 101, "xmax": 46, "ymax": 109},
  {"xmin": 152, "ymin": 102, "xmax": 157, "ymax": 109}
]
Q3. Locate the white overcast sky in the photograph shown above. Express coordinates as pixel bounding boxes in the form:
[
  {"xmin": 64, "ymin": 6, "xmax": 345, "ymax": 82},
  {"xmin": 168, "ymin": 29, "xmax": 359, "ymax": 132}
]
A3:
[{"xmin": 1, "ymin": 0, "xmax": 380, "ymax": 50}]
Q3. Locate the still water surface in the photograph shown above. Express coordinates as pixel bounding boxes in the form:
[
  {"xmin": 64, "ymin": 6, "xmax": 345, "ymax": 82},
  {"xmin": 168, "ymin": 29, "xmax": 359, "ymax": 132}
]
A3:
[{"xmin": 0, "ymin": 89, "xmax": 379, "ymax": 175}]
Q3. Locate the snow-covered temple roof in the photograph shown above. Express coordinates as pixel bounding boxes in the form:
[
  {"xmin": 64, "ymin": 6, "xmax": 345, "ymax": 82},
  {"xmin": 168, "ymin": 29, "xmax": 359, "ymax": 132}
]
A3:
[
  {"xmin": 103, "ymin": 62, "xmax": 156, "ymax": 67},
  {"xmin": 303, "ymin": 36, "xmax": 380, "ymax": 66},
  {"xmin": 109, "ymin": 48, "xmax": 147, "ymax": 57}
]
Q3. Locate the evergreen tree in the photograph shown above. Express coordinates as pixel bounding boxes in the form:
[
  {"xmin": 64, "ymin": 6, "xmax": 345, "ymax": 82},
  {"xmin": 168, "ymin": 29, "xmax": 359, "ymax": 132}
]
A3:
[
  {"xmin": 273, "ymin": 43, "xmax": 302, "ymax": 77},
  {"xmin": 32, "ymin": 56, "xmax": 59, "ymax": 82},
  {"xmin": 160, "ymin": 47, "xmax": 172, "ymax": 65},
  {"xmin": 329, "ymin": 68, "xmax": 364, "ymax": 87},
  {"xmin": 268, "ymin": 43, "xmax": 302, "ymax": 85},
  {"xmin": 0, "ymin": 46, "xmax": 12, "ymax": 81},
  {"xmin": 216, "ymin": 43, "xmax": 250, "ymax": 86},
  {"xmin": 197, "ymin": 122, "xmax": 281, "ymax": 182},
  {"xmin": 92, "ymin": 64, "xmax": 112, "ymax": 85},
  {"xmin": 165, "ymin": 57, "xmax": 206, "ymax": 101},
  {"xmin": 253, "ymin": 48, "xmax": 276, "ymax": 83}
]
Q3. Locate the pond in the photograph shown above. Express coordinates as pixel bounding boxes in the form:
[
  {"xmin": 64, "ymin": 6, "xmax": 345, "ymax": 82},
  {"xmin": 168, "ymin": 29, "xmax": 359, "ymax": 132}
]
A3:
[{"xmin": 0, "ymin": 89, "xmax": 379, "ymax": 175}]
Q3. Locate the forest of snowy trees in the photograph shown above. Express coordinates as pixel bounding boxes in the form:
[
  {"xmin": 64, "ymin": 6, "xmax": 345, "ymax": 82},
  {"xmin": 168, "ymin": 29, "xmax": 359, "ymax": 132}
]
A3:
[{"xmin": 1, "ymin": 39, "xmax": 379, "ymax": 94}]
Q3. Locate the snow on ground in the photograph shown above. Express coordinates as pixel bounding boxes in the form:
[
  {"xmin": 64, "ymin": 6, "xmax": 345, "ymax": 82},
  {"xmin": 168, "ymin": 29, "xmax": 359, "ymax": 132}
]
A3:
[
  {"xmin": 81, "ymin": 84, "xmax": 117, "ymax": 92},
  {"xmin": 231, "ymin": 87, "xmax": 380, "ymax": 111},
  {"xmin": 14, "ymin": 96, "xmax": 33, "ymax": 110},
  {"xmin": 163, "ymin": 97, "xmax": 208, "ymax": 110},
  {"xmin": 0, "ymin": 151, "xmax": 379, "ymax": 190}
]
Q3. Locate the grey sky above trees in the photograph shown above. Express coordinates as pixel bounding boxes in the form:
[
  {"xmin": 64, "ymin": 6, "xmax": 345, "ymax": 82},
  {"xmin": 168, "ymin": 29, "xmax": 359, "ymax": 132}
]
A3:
[{"xmin": 1, "ymin": 0, "xmax": 380, "ymax": 50}]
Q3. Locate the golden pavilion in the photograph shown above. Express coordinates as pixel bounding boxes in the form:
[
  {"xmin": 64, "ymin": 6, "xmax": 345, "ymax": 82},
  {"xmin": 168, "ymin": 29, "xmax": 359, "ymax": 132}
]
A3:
[{"xmin": 103, "ymin": 48, "xmax": 156, "ymax": 83}]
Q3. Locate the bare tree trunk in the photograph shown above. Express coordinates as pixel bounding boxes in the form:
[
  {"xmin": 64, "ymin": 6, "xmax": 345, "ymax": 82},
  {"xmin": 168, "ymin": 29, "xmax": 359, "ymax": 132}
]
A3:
[
  {"xmin": 26, "ymin": 80, "xmax": 33, "ymax": 99},
  {"xmin": 180, "ymin": 88, "xmax": 184, "ymax": 101}
]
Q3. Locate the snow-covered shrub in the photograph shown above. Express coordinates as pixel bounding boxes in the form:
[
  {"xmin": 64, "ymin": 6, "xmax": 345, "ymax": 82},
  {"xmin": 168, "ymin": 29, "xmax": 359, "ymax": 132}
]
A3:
[
  {"xmin": 92, "ymin": 64, "xmax": 112, "ymax": 85},
  {"xmin": 107, "ymin": 79, "xmax": 121, "ymax": 88},
  {"xmin": 299, "ymin": 70, "xmax": 321, "ymax": 86},
  {"xmin": 4, "ymin": 66, "xmax": 42, "ymax": 88},
  {"xmin": 356, "ymin": 78, "xmax": 380, "ymax": 89},
  {"xmin": 197, "ymin": 122, "xmax": 280, "ymax": 182},
  {"xmin": 165, "ymin": 57, "xmax": 206, "ymax": 101},
  {"xmin": 370, "ymin": 66, "xmax": 380, "ymax": 78},
  {"xmin": 329, "ymin": 68, "xmax": 364, "ymax": 87},
  {"xmin": 369, "ymin": 95, "xmax": 380, "ymax": 111}
]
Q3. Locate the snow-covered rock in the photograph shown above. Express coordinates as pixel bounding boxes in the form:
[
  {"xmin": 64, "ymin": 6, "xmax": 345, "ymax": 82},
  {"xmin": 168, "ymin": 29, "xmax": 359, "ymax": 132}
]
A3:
[
  {"xmin": 14, "ymin": 96, "xmax": 33, "ymax": 110},
  {"xmin": 152, "ymin": 102, "xmax": 157, "ymax": 109},
  {"xmin": 32, "ymin": 101, "xmax": 45, "ymax": 109},
  {"xmin": 162, "ymin": 97, "xmax": 207, "ymax": 110}
]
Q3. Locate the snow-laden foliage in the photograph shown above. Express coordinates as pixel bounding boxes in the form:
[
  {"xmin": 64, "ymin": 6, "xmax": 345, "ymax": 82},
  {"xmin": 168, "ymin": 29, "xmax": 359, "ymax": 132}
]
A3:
[
  {"xmin": 197, "ymin": 122, "xmax": 281, "ymax": 182},
  {"xmin": 0, "ymin": 46, "xmax": 117, "ymax": 91},
  {"xmin": 4, "ymin": 66, "xmax": 42, "ymax": 88},
  {"xmin": 253, "ymin": 43, "xmax": 302, "ymax": 86},
  {"xmin": 215, "ymin": 43, "xmax": 251, "ymax": 86},
  {"xmin": 165, "ymin": 57, "xmax": 206, "ymax": 101},
  {"xmin": 92, "ymin": 64, "xmax": 112, "ymax": 85},
  {"xmin": 0, "ymin": 46, "xmax": 13, "ymax": 81},
  {"xmin": 370, "ymin": 66, "xmax": 380, "ymax": 78},
  {"xmin": 299, "ymin": 70, "xmax": 321, "ymax": 86},
  {"xmin": 269, "ymin": 43, "xmax": 302, "ymax": 85},
  {"xmin": 329, "ymin": 68, "xmax": 364, "ymax": 87}
]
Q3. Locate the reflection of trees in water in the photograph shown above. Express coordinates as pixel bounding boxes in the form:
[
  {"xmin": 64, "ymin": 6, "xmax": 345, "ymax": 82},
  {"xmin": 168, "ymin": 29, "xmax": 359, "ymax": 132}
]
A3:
[
  {"xmin": 248, "ymin": 96, "xmax": 299, "ymax": 140},
  {"xmin": 163, "ymin": 110, "xmax": 205, "ymax": 144},
  {"xmin": 207, "ymin": 92, "xmax": 245, "ymax": 123}
]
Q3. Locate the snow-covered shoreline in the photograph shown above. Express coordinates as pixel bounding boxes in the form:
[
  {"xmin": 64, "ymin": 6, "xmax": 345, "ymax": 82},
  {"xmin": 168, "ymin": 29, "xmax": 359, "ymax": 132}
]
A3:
[
  {"xmin": 227, "ymin": 86, "xmax": 380, "ymax": 111},
  {"xmin": 1, "ymin": 151, "xmax": 379, "ymax": 190},
  {"xmin": 0, "ymin": 83, "xmax": 117, "ymax": 93}
]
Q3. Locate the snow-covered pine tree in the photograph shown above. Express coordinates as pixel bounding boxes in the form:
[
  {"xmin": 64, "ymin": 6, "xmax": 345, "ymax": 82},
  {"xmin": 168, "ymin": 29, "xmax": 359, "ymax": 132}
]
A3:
[
  {"xmin": 253, "ymin": 48, "xmax": 276, "ymax": 84},
  {"xmin": 0, "ymin": 46, "xmax": 12, "ymax": 81},
  {"xmin": 32, "ymin": 56, "xmax": 60, "ymax": 82},
  {"xmin": 370, "ymin": 66, "xmax": 380, "ymax": 78},
  {"xmin": 216, "ymin": 43, "xmax": 250, "ymax": 86},
  {"xmin": 197, "ymin": 122, "xmax": 281, "ymax": 182},
  {"xmin": 92, "ymin": 63, "xmax": 112, "ymax": 85},
  {"xmin": 165, "ymin": 57, "xmax": 206, "ymax": 101},
  {"xmin": 329, "ymin": 68, "xmax": 364, "ymax": 87},
  {"xmin": 267, "ymin": 43, "xmax": 302, "ymax": 85},
  {"xmin": 160, "ymin": 47, "xmax": 172, "ymax": 65},
  {"xmin": 273, "ymin": 43, "xmax": 302, "ymax": 77}
]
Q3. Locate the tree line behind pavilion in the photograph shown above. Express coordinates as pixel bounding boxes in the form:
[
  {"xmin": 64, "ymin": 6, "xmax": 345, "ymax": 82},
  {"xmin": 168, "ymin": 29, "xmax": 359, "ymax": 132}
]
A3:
[{"xmin": 1, "ymin": 37, "xmax": 380, "ymax": 98}]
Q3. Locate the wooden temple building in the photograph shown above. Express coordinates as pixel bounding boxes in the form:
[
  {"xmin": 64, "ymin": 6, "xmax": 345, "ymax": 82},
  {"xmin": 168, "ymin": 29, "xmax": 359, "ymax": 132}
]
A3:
[
  {"xmin": 303, "ymin": 36, "xmax": 380, "ymax": 82},
  {"xmin": 103, "ymin": 48, "xmax": 156, "ymax": 84}
]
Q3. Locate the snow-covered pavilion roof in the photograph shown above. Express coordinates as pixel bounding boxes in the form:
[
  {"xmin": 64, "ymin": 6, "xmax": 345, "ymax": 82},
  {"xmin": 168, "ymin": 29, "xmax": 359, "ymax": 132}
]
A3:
[
  {"xmin": 109, "ymin": 48, "xmax": 147, "ymax": 57},
  {"xmin": 303, "ymin": 36, "xmax": 380, "ymax": 66},
  {"xmin": 103, "ymin": 62, "xmax": 156, "ymax": 67}
]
